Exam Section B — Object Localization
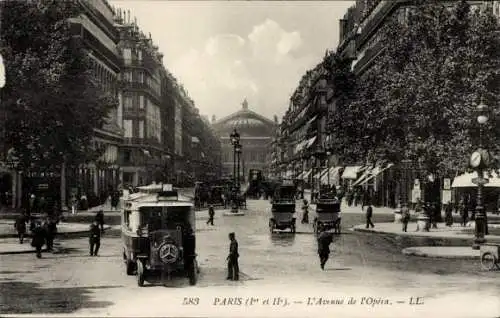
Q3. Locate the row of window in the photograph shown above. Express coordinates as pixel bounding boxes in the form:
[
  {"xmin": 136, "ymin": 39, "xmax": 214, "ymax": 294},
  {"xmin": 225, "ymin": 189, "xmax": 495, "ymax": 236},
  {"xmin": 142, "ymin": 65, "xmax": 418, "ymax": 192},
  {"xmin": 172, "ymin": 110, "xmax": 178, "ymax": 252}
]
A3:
[
  {"xmin": 121, "ymin": 70, "xmax": 161, "ymax": 97},
  {"xmin": 222, "ymin": 150, "xmax": 267, "ymax": 163},
  {"xmin": 122, "ymin": 48, "xmax": 143, "ymax": 62}
]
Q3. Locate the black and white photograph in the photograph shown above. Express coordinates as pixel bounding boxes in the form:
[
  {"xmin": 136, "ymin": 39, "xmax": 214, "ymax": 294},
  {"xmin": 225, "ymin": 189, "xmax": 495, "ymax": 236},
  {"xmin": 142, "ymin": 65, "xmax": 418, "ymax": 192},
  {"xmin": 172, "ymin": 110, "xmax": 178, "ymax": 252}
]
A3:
[{"xmin": 0, "ymin": 0, "xmax": 499, "ymax": 317}]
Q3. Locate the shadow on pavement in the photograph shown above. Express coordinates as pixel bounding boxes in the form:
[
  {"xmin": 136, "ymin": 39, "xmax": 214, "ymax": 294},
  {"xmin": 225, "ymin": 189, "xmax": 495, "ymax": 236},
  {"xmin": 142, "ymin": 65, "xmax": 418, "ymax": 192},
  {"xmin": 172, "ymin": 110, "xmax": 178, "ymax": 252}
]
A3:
[
  {"xmin": 0, "ymin": 270, "xmax": 36, "ymax": 274},
  {"xmin": 0, "ymin": 281, "xmax": 119, "ymax": 314},
  {"xmin": 270, "ymin": 233, "xmax": 296, "ymax": 247}
]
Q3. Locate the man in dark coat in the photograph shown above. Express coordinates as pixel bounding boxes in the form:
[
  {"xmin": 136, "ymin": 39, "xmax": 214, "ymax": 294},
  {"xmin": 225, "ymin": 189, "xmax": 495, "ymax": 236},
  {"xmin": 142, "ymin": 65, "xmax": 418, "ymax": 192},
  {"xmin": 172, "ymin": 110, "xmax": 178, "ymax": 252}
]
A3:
[
  {"xmin": 44, "ymin": 217, "xmax": 57, "ymax": 252},
  {"xmin": 365, "ymin": 205, "xmax": 374, "ymax": 228},
  {"xmin": 206, "ymin": 205, "xmax": 215, "ymax": 226},
  {"xmin": 95, "ymin": 210, "xmax": 105, "ymax": 233},
  {"xmin": 14, "ymin": 213, "xmax": 27, "ymax": 244},
  {"xmin": 226, "ymin": 232, "xmax": 239, "ymax": 281},
  {"xmin": 31, "ymin": 221, "xmax": 46, "ymax": 258},
  {"xmin": 317, "ymin": 226, "xmax": 333, "ymax": 270},
  {"xmin": 89, "ymin": 220, "xmax": 101, "ymax": 256}
]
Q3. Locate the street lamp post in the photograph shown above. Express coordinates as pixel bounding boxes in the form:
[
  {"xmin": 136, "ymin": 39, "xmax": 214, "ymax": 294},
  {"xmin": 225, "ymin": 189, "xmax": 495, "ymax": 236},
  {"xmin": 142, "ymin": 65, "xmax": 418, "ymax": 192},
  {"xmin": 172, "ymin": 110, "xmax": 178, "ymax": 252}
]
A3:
[
  {"xmin": 230, "ymin": 129, "xmax": 240, "ymax": 213},
  {"xmin": 471, "ymin": 99, "xmax": 490, "ymax": 250},
  {"xmin": 326, "ymin": 151, "xmax": 331, "ymax": 187},
  {"xmin": 235, "ymin": 143, "xmax": 242, "ymax": 193}
]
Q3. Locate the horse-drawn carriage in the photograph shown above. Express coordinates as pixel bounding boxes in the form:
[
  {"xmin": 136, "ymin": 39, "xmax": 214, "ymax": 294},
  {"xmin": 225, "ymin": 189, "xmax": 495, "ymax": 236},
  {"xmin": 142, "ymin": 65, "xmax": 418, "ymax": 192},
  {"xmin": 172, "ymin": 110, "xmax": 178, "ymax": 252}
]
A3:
[
  {"xmin": 269, "ymin": 180, "xmax": 296, "ymax": 233},
  {"xmin": 313, "ymin": 192, "xmax": 341, "ymax": 235}
]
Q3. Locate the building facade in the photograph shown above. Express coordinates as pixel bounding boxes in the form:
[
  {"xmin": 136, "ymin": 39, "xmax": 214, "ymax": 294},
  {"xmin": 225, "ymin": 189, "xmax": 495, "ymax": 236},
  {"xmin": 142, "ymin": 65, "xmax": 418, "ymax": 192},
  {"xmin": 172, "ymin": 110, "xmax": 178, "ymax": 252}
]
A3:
[
  {"xmin": 114, "ymin": 10, "xmax": 169, "ymax": 187},
  {"xmin": 212, "ymin": 100, "xmax": 278, "ymax": 183}
]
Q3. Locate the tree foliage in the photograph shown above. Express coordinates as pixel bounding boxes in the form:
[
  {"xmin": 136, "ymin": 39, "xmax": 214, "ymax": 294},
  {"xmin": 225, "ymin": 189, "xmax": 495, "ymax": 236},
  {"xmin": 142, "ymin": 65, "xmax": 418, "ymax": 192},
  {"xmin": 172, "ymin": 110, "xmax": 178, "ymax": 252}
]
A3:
[
  {"xmin": 329, "ymin": 0, "xmax": 500, "ymax": 175},
  {"xmin": 0, "ymin": 0, "xmax": 117, "ymax": 171}
]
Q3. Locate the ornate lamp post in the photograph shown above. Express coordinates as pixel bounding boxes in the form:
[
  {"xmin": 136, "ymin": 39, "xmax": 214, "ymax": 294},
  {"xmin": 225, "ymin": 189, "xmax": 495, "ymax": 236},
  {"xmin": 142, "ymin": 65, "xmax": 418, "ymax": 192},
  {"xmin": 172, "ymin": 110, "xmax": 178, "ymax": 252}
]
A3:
[
  {"xmin": 326, "ymin": 151, "xmax": 332, "ymax": 187},
  {"xmin": 471, "ymin": 99, "xmax": 490, "ymax": 250},
  {"xmin": 229, "ymin": 129, "xmax": 240, "ymax": 213},
  {"xmin": 235, "ymin": 142, "xmax": 242, "ymax": 191}
]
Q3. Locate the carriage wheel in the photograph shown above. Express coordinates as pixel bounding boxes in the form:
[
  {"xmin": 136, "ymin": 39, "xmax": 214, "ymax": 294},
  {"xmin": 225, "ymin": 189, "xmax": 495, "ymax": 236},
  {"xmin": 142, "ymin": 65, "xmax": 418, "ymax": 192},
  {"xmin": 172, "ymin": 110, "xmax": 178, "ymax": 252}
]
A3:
[{"xmin": 481, "ymin": 252, "xmax": 497, "ymax": 271}]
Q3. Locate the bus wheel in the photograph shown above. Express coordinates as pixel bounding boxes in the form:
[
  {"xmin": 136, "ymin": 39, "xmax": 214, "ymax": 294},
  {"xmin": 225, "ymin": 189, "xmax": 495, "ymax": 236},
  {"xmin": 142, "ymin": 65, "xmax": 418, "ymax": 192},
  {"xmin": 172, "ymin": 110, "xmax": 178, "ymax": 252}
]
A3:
[
  {"xmin": 124, "ymin": 253, "xmax": 135, "ymax": 276},
  {"xmin": 137, "ymin": 260, "xmax": 145, "ymax": 287}
]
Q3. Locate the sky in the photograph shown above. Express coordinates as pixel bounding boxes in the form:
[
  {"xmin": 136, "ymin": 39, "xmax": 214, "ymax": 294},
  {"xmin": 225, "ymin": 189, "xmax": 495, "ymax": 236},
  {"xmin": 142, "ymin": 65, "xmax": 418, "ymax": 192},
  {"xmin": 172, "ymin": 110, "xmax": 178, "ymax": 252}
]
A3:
[{"xmin": 108, "ymin": 1, "xmax": 355, "ymax": 122}]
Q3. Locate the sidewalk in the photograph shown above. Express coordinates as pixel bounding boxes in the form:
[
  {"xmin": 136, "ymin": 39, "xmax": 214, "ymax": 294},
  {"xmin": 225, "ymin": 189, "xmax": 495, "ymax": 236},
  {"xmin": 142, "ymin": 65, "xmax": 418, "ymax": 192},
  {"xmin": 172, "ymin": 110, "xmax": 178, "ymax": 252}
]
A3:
[
  {"xmin": 402, "ymin": 246, "xmax": 481, "ymax": 259},
  {"xmin": 0, "ymin": 220, "xmax": 113, "ymax": 239},
  {"xmin": 351, "ymin": 222, "xmax": 500, "ymax": 243}
]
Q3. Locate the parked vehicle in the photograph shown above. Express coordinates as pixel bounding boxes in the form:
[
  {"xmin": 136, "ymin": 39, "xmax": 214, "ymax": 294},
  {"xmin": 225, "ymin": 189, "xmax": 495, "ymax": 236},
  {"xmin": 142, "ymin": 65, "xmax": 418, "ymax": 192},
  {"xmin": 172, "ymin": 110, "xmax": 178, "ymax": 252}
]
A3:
[
  {"xmin": 121, "ymin": 184, "xmax": 199, "ymax": 286},
  {"xmin": 269, "ymin": 180, "xmax": 297, "ymax": 233},
  {"xmin": 313, "ymin": 191, "xmax": 341, "ymax": 235}
]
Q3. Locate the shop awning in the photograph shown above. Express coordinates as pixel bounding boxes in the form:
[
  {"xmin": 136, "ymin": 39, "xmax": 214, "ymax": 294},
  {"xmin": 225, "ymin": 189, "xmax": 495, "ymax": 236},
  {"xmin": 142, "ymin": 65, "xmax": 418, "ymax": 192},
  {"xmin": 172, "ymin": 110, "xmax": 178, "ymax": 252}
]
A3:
[
  {"xmin": 302, "ymin": 169, "xmax": 312, "ymax": 179},
  {"xmin": 314, "ymin": 167, "xmax": 328, "ymax": 179},
  {"xmin": 296, "ymin": 171, "xmax": 304, "ymax": 179},
  {"xmin": 342, "ymin": 166, "xmax": 362, "ymax": 179},
  {"xmin": 352, "ymin": 163, "xmax": 394, "ymax": 186},
  {"xmin": 452, "ymin": 171, "xmax": 500, "ymax": 188},
  {"xmin": 305, "ymin": 136, "xmax": 317, "ymax": 149},
  {"xmin": 294, "ymin": 140, "xmax": 307, "ymax": 154},
  {"xmin": 321, "ymin": 166, "xmax": 342, "ymax": 184}
]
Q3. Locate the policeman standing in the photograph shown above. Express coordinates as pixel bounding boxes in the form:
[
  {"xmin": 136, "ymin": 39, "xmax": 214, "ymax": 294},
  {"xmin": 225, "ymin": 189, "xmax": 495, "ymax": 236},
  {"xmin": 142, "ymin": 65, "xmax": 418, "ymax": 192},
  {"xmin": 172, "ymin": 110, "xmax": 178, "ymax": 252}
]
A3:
[
  {"xmin": 365, "ymin": 204, "xmax": 374, "ymax": 228},
  {"xmin": 14, "ymin": 213, "xmax": 27, "ymax": 244},
  {"xmin": 206, "ymin": 205, "xmax": 215, "ymax": 226},
  {"xmin": 317, "ymin": 226, "xmax": 333, "ymax": 270},
  {"xmin": 89, "ymin": 220, "xmax": 101, "ymax": 256},
  {"xmin": 44, "ymin": 217, "xmax": 57, "ymax": 252},
  {"xmin": 31, "ymin": 221, "xmax": 46, "ymax": 258},
  {"xmin": 226, "ymin": 232, "xmax": 239, "ymax": 281},
  {"xmin": 95, "ymin": 210, "xmax": 105, "ymax": 233}
]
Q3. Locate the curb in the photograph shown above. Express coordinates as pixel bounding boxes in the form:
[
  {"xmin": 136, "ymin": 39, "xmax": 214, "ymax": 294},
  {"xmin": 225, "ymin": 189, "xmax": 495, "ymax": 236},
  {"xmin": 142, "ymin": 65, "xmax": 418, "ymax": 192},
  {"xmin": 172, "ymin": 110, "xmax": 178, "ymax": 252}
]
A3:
[{"xmin": 402, "ymin": 247, "xmax": 479, "ymax": 259}]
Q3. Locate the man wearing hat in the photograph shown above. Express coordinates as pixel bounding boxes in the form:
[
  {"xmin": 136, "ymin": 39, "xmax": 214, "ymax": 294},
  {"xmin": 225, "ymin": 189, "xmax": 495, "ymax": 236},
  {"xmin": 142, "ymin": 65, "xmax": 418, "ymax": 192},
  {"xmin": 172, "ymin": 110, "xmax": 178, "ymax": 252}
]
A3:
[{"xmin": 226, "ymin": 232, "xmax": 239, "ymax": 280}]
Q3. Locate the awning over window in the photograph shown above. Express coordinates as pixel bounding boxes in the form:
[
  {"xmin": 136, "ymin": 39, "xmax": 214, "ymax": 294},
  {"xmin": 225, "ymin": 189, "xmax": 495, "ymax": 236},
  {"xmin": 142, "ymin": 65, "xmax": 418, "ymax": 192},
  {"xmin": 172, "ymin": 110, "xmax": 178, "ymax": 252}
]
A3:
[
  {"xmin": 305, "ymin": 136, "xmax": 317, "ymax": 149},
  {"xmin": 342, "ymin": 166, "xmax": 362, "ymax": 179},
  {"xmin": 352, "ymin": 164, "xmax": 394, "ymax": 186},
  {"xmin": 294, "ymin": 140, "xmax": 307, "ymax": 154},
  {"xmin": 302, "ymin": 169, "xmax": 312, "ymax": 179},
  {"xmin": 321, "ymin": 166, "xmax": 342, "ymax": 184},
  {"xmin": 314, "ymin": 167, "xmax": 328, "ymax": 179},
  {"xmin": 452, "ymin": 171, "xmax": 500, "ymax": 188}
]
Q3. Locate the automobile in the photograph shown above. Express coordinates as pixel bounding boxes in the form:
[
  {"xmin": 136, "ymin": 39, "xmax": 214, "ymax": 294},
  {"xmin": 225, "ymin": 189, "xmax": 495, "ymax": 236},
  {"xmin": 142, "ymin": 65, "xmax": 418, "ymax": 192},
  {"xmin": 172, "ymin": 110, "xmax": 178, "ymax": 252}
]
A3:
[
  {"xmin": 313, "ymin": 191, "xmax": 341, "ymax": 235},
  {"xmin": 269, "ymin": 180, "xmax": 297, "ymax": 233},
  {"xmin": 121, "ymin": 184, "xmax": 199, "ymax": 286}
]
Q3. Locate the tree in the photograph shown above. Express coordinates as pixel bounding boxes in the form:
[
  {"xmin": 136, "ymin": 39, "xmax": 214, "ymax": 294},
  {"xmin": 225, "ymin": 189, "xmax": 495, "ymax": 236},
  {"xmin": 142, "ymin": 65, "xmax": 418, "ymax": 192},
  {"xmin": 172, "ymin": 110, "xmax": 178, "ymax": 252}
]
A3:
[
  {"xmin": 0, "ymin": 0, "xmax": 117, "ymax": 171},
  {"xmin": 332, "ymin": 0, "xmax": 500, "ymax": 175}
]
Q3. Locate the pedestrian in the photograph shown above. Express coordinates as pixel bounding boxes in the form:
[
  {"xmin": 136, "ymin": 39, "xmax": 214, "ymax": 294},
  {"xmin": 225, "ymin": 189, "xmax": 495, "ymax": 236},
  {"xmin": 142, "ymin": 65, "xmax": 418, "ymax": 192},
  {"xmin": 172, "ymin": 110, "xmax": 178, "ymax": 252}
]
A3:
[
  {"xmin": 226, "ymin": 232, "xmax": 239, "ymax": 281},
  {"xmin": 89, "ymin": 220, "xmax": 101, "ymax": 256},
  {"xmin": 317, "ymin": 225, "xmax": 333, "ymax": 270},
  {"xmin": 95, "ymin": 210, "xmax": 105, "ymax": 233},
  {"xmin": 401, "ymin": 205, "xmax": 410, "ymax": 232},
  {"xmin": 44, "ymin": 217, "xmax": 57, "ymax": 252},
  {"xmin": 301, "ymin": 199, "xmax": 309, "ymax": 224},
  {"xmin": 207, "ymin": 205, "xmax": 215, "ymax": 225},
  {"xmin": 431, "ymin": 203, "xmax": 438, "ymax": 229},
  {"xmin": 365, "ymin": 204, "xmax": 374, "ymax": 228},
  {"xmin": 14, "ymin": 212, "xmax": 27, "ymax": 244},
  {"xmin": 445, "ymin": 202, "xmax": 453, "ymax": 227},
  {"xmin": 31, "ymin": 221, "xmax": 46, "ymax": 258},
  {"xmin": 459, "ymin": 200, "xmax": 467, "ymax": 226}
]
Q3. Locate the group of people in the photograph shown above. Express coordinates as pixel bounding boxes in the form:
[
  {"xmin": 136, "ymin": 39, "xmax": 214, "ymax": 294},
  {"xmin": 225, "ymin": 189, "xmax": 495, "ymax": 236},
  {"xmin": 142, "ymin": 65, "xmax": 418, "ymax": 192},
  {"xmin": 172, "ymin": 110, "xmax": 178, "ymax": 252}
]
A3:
[{"xmin": 14, "ymin": 212, "xmax": 58, "ymax": 258}]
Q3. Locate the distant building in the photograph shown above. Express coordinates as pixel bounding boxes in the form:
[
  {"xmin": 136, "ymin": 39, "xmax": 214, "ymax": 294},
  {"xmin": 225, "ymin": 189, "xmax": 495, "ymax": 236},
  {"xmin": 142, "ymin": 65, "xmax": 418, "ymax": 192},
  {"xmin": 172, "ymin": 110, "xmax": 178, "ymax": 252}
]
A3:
[{"xmin": 212, "ymin": 99, "xmax": 278, "ymax": 183}]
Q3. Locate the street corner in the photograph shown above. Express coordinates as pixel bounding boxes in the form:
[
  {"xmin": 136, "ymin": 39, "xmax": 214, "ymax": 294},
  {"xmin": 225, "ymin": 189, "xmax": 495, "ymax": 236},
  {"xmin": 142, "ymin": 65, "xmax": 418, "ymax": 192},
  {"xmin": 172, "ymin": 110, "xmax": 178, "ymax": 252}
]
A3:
[{"xmin": 402, "ymin": 246, "xmax": 480, "ymax": 259}]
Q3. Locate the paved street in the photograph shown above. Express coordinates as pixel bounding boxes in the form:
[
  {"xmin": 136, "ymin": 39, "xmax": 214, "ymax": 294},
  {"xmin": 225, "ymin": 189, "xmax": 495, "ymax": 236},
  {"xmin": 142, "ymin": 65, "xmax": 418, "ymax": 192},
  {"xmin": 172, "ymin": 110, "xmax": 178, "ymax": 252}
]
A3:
[{"xmin": 0, "ymin": 199, "xmax": 499, "ymax": 317}]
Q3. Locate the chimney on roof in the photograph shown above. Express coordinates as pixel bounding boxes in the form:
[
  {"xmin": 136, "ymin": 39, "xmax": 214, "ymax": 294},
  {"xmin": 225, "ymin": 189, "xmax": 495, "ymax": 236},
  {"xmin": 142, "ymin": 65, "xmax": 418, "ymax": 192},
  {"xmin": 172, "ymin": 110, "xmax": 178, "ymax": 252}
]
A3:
[
  {"xmin": 242, "ymin": 98, "xmax": 248, "ymax": 110},
  {"xmin": 212, "ymin": 115, "xmax": 216, "ymax": 123},
  {"xmin": 273, "ymin": 115, "xmax": 278, "ymax": 123}
]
